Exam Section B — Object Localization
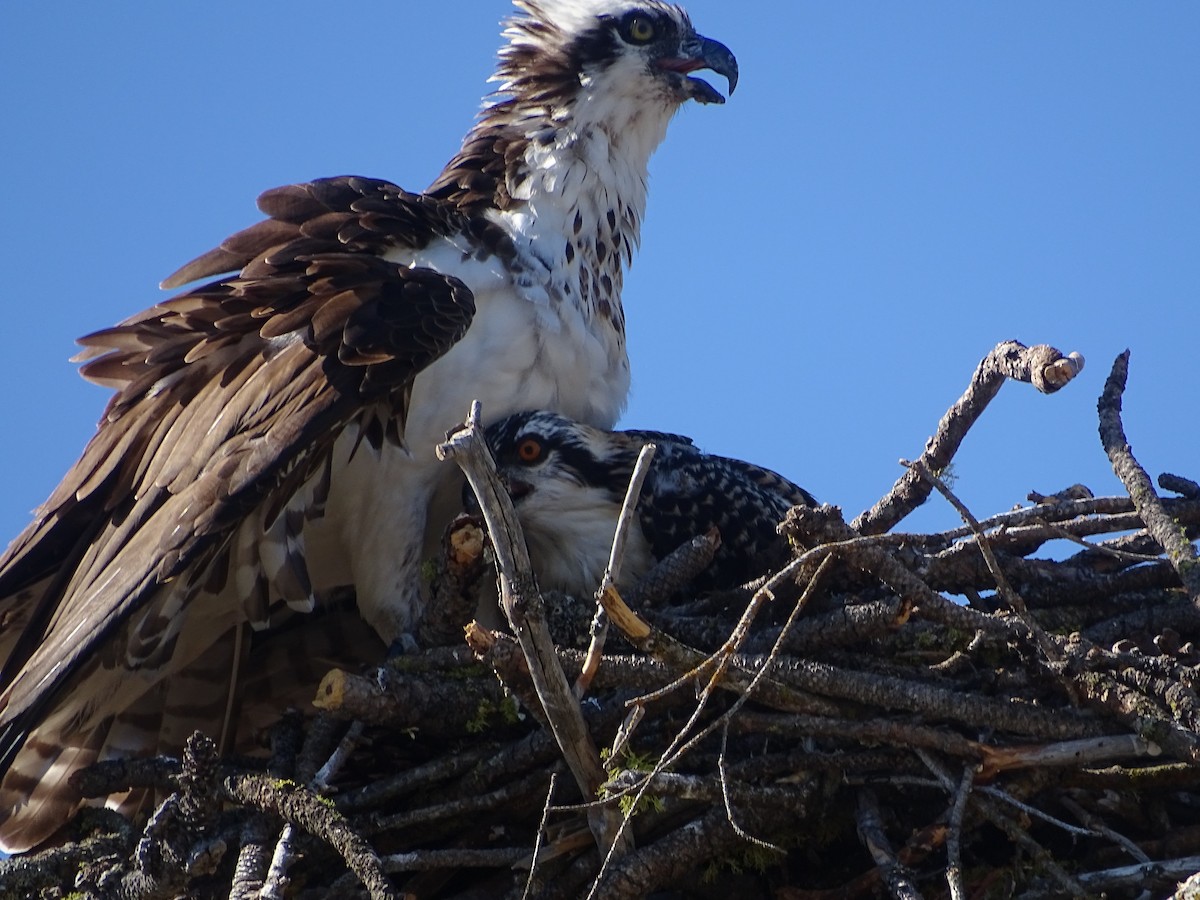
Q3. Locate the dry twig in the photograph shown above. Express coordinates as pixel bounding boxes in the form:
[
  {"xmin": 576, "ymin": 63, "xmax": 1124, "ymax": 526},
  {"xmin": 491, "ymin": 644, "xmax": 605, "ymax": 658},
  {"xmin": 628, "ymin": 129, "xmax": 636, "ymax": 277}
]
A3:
[{"xmin": 9, "ymin": 340, "xmax": 1200, "ymax": 900}]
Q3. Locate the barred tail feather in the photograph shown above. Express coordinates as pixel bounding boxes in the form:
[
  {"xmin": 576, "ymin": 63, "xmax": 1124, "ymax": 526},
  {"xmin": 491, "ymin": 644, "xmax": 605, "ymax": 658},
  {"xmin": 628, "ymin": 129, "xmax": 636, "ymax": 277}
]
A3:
[
  {"xmin": 0, "ymin": 710, "xmax": 107, "ymax": 853},
  {"xmin": 159, "ymin": 624, "xmax": 245, "ymax": 755}
]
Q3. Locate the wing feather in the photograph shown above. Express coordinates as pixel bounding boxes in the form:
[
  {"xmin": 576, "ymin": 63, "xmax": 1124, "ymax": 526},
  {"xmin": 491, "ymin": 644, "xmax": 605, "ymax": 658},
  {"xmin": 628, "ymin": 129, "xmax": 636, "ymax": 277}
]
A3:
[
  {"xmin": 637, "ymin": 441, "xmax": 816, "ymax": 590},
  {"xmin": 0, "ymin": 250, "xmax": 474, "ymax": 774},
  {"xmin": 0, "ymin": 175, "xmax": 504, "ymax": 850},
  {"xmin": 159, "ymin": 175, "xmax": 508, "ymax": 290}
]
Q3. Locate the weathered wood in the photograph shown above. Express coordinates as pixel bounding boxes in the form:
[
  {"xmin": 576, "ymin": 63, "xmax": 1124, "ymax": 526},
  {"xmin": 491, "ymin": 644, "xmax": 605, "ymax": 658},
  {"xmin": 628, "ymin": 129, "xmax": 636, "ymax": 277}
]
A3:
[{"xmin": 6, "ymin": 341, "xmax": 1200, "ymax": 900}]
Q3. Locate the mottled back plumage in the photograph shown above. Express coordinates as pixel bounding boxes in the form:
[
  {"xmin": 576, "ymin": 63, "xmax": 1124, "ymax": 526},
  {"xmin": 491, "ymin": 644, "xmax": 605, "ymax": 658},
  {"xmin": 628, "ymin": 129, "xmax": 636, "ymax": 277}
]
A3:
[
  {"xmin": 0, "ymin": 0, "xmax": 735, "ymax": 851},
  {"xmin": 483, "ymin": 411, "xmax": 815, "ymax": 598}
]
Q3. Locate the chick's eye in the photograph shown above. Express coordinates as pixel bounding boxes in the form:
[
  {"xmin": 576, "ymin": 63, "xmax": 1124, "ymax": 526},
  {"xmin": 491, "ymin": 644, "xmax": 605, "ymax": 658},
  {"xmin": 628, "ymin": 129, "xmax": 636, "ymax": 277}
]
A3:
[
  {"xmin": 622, "ymin": 14, "xmax": 656, "ymax": 44},
  {"xmin": 516, "ymin": 438, "xmax": 544, "ymax": 464}
]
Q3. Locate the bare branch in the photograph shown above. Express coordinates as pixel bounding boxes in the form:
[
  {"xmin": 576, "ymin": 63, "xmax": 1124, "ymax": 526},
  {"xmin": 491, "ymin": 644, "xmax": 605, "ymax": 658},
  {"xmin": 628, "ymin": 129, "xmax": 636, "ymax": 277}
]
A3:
[
  {"xmin": 1098, "ymin": 350, "xmax": 1200, "ymax": 605},
  {"xmin": 437, "ymin": 401, "xmax": 630, "ymax": 858},
  {"xmin": 854, "ymin": 340, "xmax": 1084, "ymax": 535},
  {"xmin": 578, "ymin": 442, "xmax": 658, "ymax": 698},
  {"xmin": 856, "ymin": 788, "xmax": 925, "ymax": 900}
]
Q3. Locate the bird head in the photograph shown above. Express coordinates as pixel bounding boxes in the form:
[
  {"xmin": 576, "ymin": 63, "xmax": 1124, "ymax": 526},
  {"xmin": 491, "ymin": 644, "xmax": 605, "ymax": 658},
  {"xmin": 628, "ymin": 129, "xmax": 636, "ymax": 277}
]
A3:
[
  {"xmin": 498, "ymin": 1, "xmax": 738, "ymax": 114},
  {"xmin": 475, "ymin": 410, "xmax": 654, "ymax": 595},
  {"xmin": 477, "ymin": 410, "xmax": 634, "ymax": 519},
  {"xmin": 432, "ymin": 1, "xmax": 736, "ymax": 215}
]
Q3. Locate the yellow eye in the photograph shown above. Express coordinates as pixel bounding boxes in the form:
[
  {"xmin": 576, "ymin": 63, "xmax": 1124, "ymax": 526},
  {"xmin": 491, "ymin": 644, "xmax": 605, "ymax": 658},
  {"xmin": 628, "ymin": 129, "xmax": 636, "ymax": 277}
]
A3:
[
  {"xmin": 624, "ymin": 15, "xmax": 656, "ymax": 44},
  {"xmin": 516, "ymin": 438, "xmax": 544, "ymax": 464}
]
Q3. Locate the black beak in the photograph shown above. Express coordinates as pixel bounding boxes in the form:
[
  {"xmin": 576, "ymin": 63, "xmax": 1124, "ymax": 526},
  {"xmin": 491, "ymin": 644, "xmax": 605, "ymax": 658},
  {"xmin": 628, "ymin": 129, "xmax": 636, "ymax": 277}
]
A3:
[
  {"xmin": 462, "ymin": 481, "xmax": 482, "ymax": 515},
  {"xmin": 657, "ymin": 34, "xmax": 738, "ymax": 105},
  {"xmin": 463, "ymin": 473, "xmax": 533, "ymax": 513},
  {"xmin": 505, "ymin": 477, "xmax": 534, "ymax": 501}
]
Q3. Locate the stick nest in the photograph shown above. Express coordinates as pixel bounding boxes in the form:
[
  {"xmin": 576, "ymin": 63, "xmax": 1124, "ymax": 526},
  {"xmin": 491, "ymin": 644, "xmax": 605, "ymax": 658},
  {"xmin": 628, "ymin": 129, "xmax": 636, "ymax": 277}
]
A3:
[{"xmin": 5, "ymin": 343, "xmax": 1200, "ymax": 900}]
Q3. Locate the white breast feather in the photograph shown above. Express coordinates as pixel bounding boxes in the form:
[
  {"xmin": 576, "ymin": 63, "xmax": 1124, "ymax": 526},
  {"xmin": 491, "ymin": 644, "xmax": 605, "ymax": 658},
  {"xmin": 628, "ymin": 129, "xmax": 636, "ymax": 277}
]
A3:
[{"xmin": 519, "ymin": 483, "xmax": 654, "ymax": 596}]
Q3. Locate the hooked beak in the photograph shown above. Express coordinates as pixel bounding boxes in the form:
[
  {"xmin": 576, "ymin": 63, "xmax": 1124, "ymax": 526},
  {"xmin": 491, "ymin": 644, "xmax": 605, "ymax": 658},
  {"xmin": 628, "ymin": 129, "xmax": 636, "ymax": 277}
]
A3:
[
  {"xmin": 461, "ymin": 474, "xmax": 534, "ymax": 513},
  {"xmin": 505, "ymin": 476, "xmax": 534, "ymax": 502},
  {"xmin": 657, "ymin": 33, "xmax": 738, "ymax": 105}
]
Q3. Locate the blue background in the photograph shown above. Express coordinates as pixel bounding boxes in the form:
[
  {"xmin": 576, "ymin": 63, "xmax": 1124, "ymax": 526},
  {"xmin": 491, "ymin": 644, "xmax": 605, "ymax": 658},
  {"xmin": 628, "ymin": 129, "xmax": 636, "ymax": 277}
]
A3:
[{"xmin": 1, "ymin": 2, "xmax": 1196, "ymax": 547}]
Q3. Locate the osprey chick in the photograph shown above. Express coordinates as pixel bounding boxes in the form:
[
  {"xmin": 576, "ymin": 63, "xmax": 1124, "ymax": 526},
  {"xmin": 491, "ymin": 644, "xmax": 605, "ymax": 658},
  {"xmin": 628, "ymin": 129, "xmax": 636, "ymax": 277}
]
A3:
[
  {"xmin": 483, "ymin": 411, "xmax": 814, "ymax": 598},
  {"xmin": 0, "ymin": 0, "xmax": 735, "ymax": 851}
]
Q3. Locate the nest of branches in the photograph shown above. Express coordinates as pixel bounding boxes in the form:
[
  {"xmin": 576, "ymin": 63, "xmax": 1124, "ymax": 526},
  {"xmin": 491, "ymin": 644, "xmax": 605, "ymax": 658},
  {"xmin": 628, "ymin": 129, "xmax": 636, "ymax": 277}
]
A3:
[{"xmin": 4, "ymin": 341, "xmax": 1200, "ymax": 900}]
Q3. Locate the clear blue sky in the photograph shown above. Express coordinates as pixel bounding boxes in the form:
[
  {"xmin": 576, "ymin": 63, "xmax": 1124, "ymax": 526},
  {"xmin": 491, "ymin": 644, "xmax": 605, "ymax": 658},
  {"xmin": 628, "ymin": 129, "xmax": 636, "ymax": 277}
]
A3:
[{"xmin": 1, "ymin": 2, "xmax": 1197, "ymax": 548}]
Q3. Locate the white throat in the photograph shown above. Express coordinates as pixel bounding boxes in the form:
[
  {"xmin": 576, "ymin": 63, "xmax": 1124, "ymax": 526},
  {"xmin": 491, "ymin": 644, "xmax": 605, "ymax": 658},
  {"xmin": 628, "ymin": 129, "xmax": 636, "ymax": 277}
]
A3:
[{"xmin": 497, "ymin": 90, "xmax": 677, "ymax": 335}]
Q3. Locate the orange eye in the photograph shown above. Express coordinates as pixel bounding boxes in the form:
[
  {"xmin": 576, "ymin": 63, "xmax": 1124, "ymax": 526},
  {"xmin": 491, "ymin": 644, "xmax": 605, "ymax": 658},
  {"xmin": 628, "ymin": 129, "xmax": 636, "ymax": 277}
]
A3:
[{"xmin": 516, "ymin": 438, "xmax": 543, "ymax": 464}]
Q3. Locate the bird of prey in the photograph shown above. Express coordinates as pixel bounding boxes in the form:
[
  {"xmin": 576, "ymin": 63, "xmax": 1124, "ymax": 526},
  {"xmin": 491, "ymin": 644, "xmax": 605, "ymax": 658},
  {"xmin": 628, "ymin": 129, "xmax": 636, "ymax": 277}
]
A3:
[
  {"xmin": 483, "ymin": 411, "xmax": 815, "ymax": 598},
  {"xmin": 0, "ymin": 0, "xmax": 736, "ymax": 851}
]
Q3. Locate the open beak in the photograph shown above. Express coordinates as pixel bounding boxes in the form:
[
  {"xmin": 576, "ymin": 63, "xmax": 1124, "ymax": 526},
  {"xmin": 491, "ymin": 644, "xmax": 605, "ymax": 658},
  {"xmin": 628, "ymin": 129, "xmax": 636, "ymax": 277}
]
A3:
[
  {"xmin": 657, "ymin": 34, "xmax": 738, "ymax": 105},
  {"xmin": 505, "ymin": 477, "xmax": 534, "ymax": 502},
  {"xmin": 461, "ymin": 474, "xmax": 533, "ymax": 513}
]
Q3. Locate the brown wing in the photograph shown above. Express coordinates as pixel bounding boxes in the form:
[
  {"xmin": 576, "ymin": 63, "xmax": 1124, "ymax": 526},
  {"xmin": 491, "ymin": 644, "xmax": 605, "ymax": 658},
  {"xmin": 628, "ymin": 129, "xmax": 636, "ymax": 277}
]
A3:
[
  {"xmin": 162, "ymin": 175, "xmax": 515, "ymax": 290},
  {"xmin": 0, "ymin": 241, "xmax": 474, "ymax": 768},
  {"xmin": 0, "ymin": 175, "xmax": 493, "ymax": 615}
]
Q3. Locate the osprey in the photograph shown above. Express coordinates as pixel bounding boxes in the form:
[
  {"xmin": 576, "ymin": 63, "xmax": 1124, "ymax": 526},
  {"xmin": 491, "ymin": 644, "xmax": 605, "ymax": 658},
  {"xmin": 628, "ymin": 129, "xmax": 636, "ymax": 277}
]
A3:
[
  {"xmin": 483, "ymin": 411, "xmax": 815, "ymax": 597},
  {"xmin": 0, "ymin": 0, "xmax": 736, "ymax": 851}
]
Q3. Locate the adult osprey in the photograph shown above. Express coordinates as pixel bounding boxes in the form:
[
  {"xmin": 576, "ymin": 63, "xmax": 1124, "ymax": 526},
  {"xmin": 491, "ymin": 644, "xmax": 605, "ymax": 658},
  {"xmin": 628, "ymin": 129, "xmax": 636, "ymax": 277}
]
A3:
[{"xmin": 0, "ymin": 0, "xmax": 736, "ymax": 851}]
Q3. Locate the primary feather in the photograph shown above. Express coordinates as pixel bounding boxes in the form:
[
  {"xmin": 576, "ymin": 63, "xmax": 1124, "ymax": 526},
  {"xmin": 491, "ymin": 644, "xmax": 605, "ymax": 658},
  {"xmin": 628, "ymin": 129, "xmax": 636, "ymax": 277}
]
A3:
[{"xmin": 0, "ymin": 0, "xmax": 735, "ymax": 851}]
